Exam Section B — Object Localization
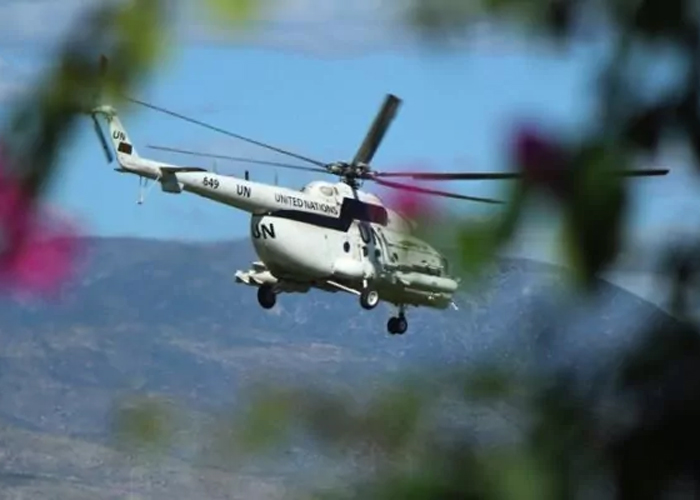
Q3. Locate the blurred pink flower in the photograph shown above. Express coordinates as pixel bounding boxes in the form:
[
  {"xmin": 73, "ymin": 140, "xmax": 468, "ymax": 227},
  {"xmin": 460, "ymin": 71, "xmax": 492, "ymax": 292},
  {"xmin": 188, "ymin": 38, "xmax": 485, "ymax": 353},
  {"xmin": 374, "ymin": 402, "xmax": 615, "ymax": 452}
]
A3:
[
  {"xmin": 512, "ymin": 122, "xmax": 570, "ymax": 197},
  {"xmin": 391, "ymin": 186, "xmax": 431, "ymax": 220},
  {"xmin": 381, "ymin": 165, "xmax": 439, "ymax": 223},
  {"xmin": 0, "ymin": 147, "xmax": 83, "ymax": 297}
]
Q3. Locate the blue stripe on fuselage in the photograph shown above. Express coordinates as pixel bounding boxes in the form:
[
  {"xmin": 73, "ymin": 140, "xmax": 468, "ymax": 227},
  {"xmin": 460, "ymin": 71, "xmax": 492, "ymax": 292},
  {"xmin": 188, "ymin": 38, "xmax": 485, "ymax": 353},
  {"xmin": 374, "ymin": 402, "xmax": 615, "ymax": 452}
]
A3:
[{"xmin": 267, "ymin": 196, "xmax": 388, "ymax": 231}]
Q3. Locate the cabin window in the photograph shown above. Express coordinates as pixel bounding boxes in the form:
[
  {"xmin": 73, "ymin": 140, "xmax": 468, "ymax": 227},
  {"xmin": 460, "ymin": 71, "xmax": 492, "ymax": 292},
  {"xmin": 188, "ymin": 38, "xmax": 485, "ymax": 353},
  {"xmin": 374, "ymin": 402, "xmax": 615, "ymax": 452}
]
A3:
[
  {"xmin": 343, "ymin": 241, "xmax": 350, "ymax": 253},
  {"xmin": 345, "ymin": 198, "xmax": 388, "ymax": 226}
]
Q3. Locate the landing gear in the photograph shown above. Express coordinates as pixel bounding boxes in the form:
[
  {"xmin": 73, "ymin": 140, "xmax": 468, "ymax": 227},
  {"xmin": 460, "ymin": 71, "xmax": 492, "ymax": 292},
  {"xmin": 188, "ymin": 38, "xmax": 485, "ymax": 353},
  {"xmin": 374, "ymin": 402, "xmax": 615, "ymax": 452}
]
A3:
[
  {"xmin": 257, "ymin": 284, "xmax": 276, "ymax": 309},
  {"xmin": 387, "ymin": 315, "xmax": 407, "ymax": 335},
  {"xmin": 359, "ymin": 285, "xmax": 379, "ymax": 310},
  {"xmin": 387, "ymin": 307, "xmax": 408, "ymax": 335}
]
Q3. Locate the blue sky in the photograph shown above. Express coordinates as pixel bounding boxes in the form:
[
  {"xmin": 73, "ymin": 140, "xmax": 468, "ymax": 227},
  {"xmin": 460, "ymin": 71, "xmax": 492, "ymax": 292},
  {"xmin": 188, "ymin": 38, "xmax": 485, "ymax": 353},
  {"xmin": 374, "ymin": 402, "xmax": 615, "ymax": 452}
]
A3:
[{"xmin": 0, "ymin": 0, "xmax": 697, "ymax": 303}]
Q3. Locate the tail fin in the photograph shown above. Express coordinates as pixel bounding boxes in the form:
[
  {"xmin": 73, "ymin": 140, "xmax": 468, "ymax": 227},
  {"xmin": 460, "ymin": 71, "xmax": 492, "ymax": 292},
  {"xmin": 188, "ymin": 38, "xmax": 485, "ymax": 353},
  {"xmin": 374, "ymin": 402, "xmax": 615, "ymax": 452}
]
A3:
[
  {"xmin": 87, "ymin": 55, "xmax": 138, "ymax": 165},
  {"xmin": 91, "ymin": 104, "xmax": 139, "ymax": 162}
]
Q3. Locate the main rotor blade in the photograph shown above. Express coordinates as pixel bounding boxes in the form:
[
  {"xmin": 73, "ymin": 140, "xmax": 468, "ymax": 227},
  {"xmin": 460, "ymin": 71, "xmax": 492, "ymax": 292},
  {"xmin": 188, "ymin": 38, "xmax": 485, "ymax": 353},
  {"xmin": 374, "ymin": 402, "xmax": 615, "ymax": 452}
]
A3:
[
  {"xmin": 374, "ymin": 171, "xmax": 521, "ymax": 180},
  {"xmin": 352, "ymin": 94, "xmax": 402, "ymax": 166},
  {"xmin": 373, "ymin": 167, "xmax": 670, "ymax": 181},
  {"xmin": 126, "ymin": 97, "xmax": 328, "ymax": 168},
  {"xmin": 373, "ymin": 178, "xmax": 503, "ymax": 204},
  {"xmin": 146, "ymin": 144, "xmax": 328, "ymax": 174}
]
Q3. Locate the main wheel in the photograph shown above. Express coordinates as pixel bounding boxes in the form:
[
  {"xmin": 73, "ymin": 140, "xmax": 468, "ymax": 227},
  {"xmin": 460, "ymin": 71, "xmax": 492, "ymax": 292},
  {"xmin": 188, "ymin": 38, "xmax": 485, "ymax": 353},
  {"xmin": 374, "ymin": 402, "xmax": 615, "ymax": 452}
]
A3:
[
  {"xmin": 359, "ymin": 287, "xmax": 379, "ymax": 310},
  {"xmin": 257, "ymin": 285, "xmax": 276, "ymax": 309}
]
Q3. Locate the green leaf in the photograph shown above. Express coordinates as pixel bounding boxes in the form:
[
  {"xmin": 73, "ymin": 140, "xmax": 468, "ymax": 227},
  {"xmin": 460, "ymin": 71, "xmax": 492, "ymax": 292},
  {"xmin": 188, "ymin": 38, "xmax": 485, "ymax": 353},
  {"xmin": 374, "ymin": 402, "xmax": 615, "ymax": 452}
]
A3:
[
  {"xmin": 455, "ymin": 183, "xmax": 526, "ymax": 280},
  {"xmin": 113, "ymin": 396, "xmax": 174, "ymax": 453},
  {"xmin": 462, "ymin": 368, "xmax": 517, "ymax": 401},
  {"xmin": 559, "ymin": 142, "xmax": 629, "ymax": 290},
  {"xmin": 204, "ymin": 0, "xmax": 261, "ymax": 26},
  {"xmin": 362, "ymin": 384, "xmax": 427, "ymax": 452},
  {"xmin": 481, "ymin": 448, "xmax": 556, "ymax": 500},
  {"xmin": 3, "ymin": 0, "xmax": 167, "ymax": 198},
  {"xmin": 237, "ymin": 391, "xmax": 293, "ymax": 452}
]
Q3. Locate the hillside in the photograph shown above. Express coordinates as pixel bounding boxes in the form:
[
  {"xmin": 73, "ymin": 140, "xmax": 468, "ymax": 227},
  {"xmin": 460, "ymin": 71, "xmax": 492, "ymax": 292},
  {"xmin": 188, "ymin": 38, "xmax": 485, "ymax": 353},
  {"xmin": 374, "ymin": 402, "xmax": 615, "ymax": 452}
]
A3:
[{"xmin": 0, "ymin": 236, "xmax": 676, "ymax": 498}]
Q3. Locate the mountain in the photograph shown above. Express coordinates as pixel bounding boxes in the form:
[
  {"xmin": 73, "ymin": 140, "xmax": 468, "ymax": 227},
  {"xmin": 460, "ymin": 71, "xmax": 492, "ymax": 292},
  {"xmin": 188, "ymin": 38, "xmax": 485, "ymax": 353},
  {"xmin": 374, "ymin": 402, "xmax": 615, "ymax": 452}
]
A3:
[{"xmin": 0, "ymin": 236, "xmax": 676, "ymax": 498}]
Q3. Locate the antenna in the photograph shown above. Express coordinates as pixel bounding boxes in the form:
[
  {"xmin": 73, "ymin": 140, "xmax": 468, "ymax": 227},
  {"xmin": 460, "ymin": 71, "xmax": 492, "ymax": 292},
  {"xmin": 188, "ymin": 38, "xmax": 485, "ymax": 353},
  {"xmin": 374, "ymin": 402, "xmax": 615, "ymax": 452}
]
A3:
[
  {"xmin": 213, "ymin": 159, "xmax": 218, "ymax": 173},
  {"xmin": 274, "ymin": 170, "xmax": 278, "ymax": 186},
  {"xmin": 245, "ymin": 170, "xmax": 249, "ymax": 181}
]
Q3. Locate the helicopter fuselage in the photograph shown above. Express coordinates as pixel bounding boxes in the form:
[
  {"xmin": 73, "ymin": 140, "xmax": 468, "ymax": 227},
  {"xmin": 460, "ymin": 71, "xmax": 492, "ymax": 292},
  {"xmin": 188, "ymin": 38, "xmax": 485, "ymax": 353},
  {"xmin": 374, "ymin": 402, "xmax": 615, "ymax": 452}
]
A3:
[{"xmin": 116, "ymin": 153, "xmax": 458, "ymax": 309}]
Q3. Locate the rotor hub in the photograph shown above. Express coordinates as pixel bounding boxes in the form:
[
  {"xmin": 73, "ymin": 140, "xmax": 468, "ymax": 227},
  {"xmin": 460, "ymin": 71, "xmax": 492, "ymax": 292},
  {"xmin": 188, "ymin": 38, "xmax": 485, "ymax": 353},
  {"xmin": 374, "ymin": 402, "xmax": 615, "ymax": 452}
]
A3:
[{"xmin": 325, "ymin": 161, "xmax": 372, "ymax": 184}]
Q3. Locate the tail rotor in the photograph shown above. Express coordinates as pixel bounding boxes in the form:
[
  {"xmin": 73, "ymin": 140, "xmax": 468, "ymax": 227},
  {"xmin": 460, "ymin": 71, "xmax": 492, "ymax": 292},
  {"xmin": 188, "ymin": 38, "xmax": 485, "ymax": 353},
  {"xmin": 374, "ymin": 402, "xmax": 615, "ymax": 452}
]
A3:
[{"xmin": 86, "ymin": 54, "xmax": 117, "ymax": 164}]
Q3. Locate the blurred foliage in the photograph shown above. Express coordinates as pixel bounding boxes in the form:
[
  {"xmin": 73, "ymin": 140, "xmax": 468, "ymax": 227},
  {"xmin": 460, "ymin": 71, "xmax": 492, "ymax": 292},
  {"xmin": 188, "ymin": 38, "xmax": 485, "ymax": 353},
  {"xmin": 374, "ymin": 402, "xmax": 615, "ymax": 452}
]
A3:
[
  {"xmin": 10, "ymin": 0, "xmax": 700, "ymax": 498},
  {"xmin": 204, "ymin": 0, "xmax": 264, "ymax": 26},
  {"xmin": 3, "ymin": 0, "xmax": 168, "ymax": 199},
  {"xmin": 112, "ymin": 394, "xmax": 177, "ymax": 455}
]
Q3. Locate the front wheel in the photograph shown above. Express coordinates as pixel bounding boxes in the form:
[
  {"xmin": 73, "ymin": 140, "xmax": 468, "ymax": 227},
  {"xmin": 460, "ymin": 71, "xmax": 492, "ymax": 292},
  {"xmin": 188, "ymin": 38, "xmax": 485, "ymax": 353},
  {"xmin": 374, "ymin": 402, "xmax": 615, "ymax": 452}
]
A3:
[
  {"xmin": 257, "ymin": 285, "xmax": 276, "ymax": 309},
  {"xmin": 359, "ymin": 287, "xmax": 379, "ymax": 310},
  {"xmin": 387, "ymin": 316, "xmax": 407, "ymax": 335}
]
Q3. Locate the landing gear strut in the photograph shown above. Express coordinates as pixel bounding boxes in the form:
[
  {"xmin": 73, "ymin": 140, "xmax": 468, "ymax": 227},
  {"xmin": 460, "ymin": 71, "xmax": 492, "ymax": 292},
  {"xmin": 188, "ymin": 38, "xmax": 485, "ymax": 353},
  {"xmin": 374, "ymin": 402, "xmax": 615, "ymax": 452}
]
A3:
[
  {"xmin": 387, "ymin": 306, "xmax": 408, "ymax": 335},
  {"xmin": 257, "ymin": 284, "xmax": 276, "ymax": 309}
]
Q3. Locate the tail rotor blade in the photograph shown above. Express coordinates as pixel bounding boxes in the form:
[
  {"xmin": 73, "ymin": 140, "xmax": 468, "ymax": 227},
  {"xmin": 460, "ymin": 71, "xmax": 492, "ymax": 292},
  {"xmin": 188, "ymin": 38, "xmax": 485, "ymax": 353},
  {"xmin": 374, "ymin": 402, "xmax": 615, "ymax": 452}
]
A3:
[
  {"xmin": 352, "ymin": 93, "xmax": 402, "ymax": 166},
  {"xmin": 92, "ymin": 114, "xmax": 114, "ymax": 163}
]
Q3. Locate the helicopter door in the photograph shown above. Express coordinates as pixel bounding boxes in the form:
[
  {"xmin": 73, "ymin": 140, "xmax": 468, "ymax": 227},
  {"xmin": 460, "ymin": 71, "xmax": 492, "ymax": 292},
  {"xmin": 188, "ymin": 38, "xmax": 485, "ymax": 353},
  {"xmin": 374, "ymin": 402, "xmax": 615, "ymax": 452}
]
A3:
[
  {"xmin": 358, "ymin": 222, "xmax": 372, "ymax": 262},
  {"xmin": 358, "ymin": 223, "xmax": 386, "ymax": 271}
]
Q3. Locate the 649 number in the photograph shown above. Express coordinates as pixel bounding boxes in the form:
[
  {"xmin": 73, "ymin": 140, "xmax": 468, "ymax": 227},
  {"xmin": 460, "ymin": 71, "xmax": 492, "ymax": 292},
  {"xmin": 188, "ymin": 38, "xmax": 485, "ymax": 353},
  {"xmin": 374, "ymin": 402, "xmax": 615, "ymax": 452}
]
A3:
[{"xmin": 202, "ymin": 176, "xmax": 220, "ymax": 189}]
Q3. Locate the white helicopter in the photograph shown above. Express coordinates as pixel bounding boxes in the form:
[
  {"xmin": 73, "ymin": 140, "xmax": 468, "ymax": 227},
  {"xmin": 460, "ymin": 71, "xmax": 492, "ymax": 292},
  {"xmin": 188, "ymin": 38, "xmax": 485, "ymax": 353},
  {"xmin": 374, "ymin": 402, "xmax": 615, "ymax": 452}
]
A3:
[{"xmin": 86, "ymin": 57, "xmax": 669, "ymax": 335}]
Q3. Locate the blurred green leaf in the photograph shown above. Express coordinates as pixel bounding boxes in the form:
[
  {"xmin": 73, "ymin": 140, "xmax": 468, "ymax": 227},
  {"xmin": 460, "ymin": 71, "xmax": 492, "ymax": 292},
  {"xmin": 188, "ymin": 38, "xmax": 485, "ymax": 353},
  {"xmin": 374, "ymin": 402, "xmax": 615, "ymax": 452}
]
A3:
[
  {"xmin": 405, "ymin": 0, "xmax": 480, "ymax": 35},
  {"xmin": 558, "ymin": 142, "xmax": 628, "ymax": 289},
  {"xmin": 481, "ymin": 448, "xmax": 555, "ymax": 500},
  {"xmin": 361, "ymin": 384, "xmax": 427, "ymax": 452},
  {"xmin": 204, "ymin": 0, "xmax": 262, "ymax": 26},
  {"xmin": 236, "ymin": 389, "xmax": 294, "ymax": 452},
  {"xmin": 462, "ymin": 367, "xmax": 518, "ymax": 401},
  {"xmin": 456, "ymin": 183, "xmax": 525, "ymax": 280},
  {"xmin": 113, "ymin": 395, "xmax": 174, "ymax": 453},
  {"xmin": 3, "ymin": 0, "xmax": 167, "ymax": 198}
]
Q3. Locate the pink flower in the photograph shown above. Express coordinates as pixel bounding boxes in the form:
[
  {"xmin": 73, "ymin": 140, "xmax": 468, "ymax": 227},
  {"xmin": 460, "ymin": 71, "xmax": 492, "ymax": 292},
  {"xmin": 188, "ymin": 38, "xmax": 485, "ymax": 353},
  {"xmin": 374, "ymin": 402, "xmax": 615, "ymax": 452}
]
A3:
[
  {"xmin": 0, "ymin": 148, "xmax": 83, "ymax": 297},
  {"xmin": 380, "ymin": 165, "xmax": 439, "ymax": 223},
  {"xmin": 392, "ymin": 186, "xmax": 430, "ymax": 220},
  {"xmin": 512, "ymin": 122, "xmax": 570, "ymax": 197}
]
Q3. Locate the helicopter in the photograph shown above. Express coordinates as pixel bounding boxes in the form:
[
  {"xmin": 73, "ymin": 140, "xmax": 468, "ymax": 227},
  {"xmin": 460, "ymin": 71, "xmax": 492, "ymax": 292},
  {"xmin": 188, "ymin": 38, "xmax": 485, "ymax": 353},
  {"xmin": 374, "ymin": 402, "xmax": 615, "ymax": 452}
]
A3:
[{"xmin": 86, "ymin": 58, "xmax": 669, "ymax": 336}]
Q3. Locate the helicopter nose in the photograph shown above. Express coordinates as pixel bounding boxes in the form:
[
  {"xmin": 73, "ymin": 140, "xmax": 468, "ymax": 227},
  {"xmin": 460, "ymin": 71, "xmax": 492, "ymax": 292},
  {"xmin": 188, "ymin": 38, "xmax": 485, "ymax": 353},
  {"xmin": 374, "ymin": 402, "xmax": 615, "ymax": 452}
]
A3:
[{"xmin": 250, "ymin": 215, "xmax": 330, "ymax": 278}]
